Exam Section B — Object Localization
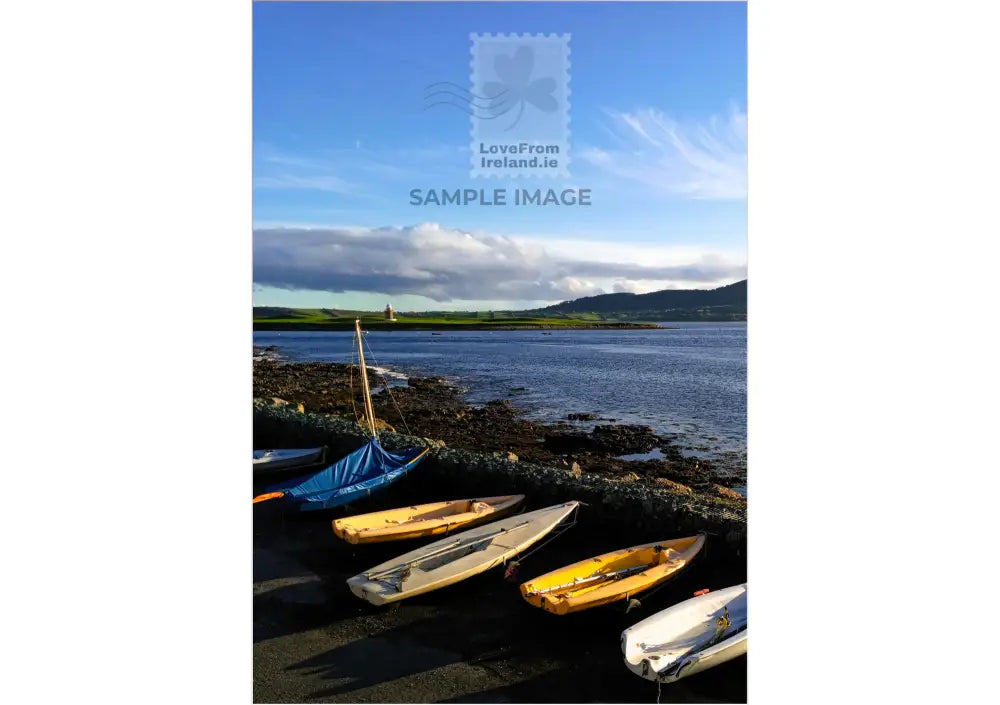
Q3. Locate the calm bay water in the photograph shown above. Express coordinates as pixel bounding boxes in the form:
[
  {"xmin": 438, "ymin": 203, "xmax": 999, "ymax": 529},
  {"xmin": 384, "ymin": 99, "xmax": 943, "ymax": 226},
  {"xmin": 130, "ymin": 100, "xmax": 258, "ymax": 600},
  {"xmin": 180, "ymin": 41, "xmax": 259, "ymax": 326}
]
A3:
[{"xmin": 253, "ymin": 322, "xmax": 746, "ymax": 468}]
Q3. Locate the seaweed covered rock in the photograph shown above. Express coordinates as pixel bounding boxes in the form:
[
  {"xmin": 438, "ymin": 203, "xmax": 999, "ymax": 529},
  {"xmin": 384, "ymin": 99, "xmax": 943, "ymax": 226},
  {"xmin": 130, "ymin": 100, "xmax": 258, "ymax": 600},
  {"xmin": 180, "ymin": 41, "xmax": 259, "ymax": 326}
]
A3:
[
  {"xmin": 655, "ymin": 477, "xmax": 694, "ymax": 495},
  {"xmin": 406, "ymin": 376, "xmax": 449, "ymax": 390},
  {"xmin": 590, "ymin": 424, "xmax": 659, "ymax": 454},
  {"xmin": 710, "ymin": 484, "xmax": 746, "ymax": 501},
  {"xmin": 544, "ymin": 430, "xmax": 595, "ymax": 454},
  {"xmin": 253, "ymin": 400, "xmax": 746, "ymax": 554}
]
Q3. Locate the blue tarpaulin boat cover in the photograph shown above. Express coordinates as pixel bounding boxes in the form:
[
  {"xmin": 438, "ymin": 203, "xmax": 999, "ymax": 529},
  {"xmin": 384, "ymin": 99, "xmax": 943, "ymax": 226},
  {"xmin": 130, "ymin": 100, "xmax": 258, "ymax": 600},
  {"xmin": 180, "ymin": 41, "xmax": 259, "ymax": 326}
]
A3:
[{"xmin": 264, "ymin": 439, "xmax": 427, "ymax": 511}]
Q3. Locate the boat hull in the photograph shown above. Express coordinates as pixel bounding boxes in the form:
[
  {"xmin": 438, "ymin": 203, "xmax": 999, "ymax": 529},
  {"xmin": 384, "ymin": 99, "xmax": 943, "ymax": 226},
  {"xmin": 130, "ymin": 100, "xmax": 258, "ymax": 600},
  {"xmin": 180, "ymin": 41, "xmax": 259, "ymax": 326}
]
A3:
[
  {"xmin": 333, "ymin": 495, "xmax": 525, "ymax": 544},
  {"xmin": 347, "ymin": 501, "xmax": 580, "ymax": 605},
  {"xmin": 296, "ymin": 453, "xmax": 426, "ymax": 512},
  {"xmin": 621, "ymin": 583, "xmax": 747, "ymax": 683},
  {"xmin": 662, "ymin": 631, "xmax": 747, "ymax": 682},
  {"xmin": 253, "ymin": 442, "xmax": 429, "ymax": 512},
  {"xmin": 520, "ymin": 535, "xmax": 705, "ymax": 615},
  {"xmin": 252, "ymin": 447, "xmax": 325, "ymax": 474}
]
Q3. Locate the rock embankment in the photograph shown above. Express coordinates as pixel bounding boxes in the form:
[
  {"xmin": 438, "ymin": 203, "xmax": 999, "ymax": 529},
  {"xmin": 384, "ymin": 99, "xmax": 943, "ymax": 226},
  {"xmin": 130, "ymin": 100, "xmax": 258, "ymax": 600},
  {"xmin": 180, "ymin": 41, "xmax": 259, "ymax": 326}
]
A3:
[
  {"xmin": 253, "ymin": 400, "xmax": 746, "ymax": 555},
  {"xmin": 253, "ymin": 354, "xmax": 747, "ymax": 494}
]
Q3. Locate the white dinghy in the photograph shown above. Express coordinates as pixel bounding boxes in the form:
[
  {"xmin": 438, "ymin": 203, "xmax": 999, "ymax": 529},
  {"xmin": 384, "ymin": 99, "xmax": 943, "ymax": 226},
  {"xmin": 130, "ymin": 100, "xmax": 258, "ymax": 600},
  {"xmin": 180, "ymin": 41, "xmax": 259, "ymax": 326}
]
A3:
[
  {"xmin": 252, "ymin": 447, "xmax": 325, "ymax": 474},
  {"xmin": 621, "ymin": 583, "xmax": 747, "ymax": 683},
  {"xmin": 347, "ymin": 501, "xmax": 580, "ymax": 605}
]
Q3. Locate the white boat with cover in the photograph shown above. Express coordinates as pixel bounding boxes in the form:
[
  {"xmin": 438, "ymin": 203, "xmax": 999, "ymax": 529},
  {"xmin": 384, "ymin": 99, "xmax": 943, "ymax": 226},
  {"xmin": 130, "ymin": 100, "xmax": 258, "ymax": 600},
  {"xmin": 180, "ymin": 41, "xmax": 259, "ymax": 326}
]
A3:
[
  {"xmin": 252, "ymin": 447, "xmax": 325, "ymax": 473},
  {"xmin": 347, "ymin": 501, "xmax": 580, "ymax": 605},
  {"xmin": 621, "ymin": 583, "xmax": 747, "ymax": 683}
]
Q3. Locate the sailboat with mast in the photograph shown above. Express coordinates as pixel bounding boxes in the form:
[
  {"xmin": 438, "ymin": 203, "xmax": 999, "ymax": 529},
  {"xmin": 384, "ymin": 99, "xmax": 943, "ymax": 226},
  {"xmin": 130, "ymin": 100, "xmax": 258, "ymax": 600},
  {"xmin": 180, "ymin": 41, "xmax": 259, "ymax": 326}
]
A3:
[{"xmin": 252, "ymin": 320, "xmax": 429, "ymax": 511}]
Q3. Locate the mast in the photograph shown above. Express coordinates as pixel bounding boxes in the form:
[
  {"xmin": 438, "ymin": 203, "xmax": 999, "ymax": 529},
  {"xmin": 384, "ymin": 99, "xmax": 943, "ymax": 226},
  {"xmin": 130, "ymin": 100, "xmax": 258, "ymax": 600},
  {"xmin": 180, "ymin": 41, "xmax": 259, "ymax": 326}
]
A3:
[{"xmin": 355, "ymin": 319, "xmax": 378, "ymax": 439}]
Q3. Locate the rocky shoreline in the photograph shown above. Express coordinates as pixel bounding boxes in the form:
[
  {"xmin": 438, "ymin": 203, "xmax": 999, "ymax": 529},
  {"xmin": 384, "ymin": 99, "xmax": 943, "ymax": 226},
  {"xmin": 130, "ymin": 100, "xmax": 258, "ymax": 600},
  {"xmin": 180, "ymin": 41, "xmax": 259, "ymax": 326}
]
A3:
[{"xmin": 253, "ymin": 345, "xmax": 747, "ymax": 507}]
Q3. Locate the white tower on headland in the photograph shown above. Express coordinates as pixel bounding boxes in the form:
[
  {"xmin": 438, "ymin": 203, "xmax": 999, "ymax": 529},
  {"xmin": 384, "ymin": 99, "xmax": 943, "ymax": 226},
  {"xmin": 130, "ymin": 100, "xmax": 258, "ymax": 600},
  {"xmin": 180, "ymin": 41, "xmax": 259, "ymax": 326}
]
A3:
[{"xmin": 384, "ymin": 303, "xmax": 396, "ymax": 321}]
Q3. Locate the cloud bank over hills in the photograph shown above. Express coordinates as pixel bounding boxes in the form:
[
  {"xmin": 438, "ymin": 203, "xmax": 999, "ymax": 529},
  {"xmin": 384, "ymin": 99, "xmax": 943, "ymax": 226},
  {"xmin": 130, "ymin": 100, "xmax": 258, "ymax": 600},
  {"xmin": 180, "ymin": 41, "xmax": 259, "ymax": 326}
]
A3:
[{"xmin": 253, "ymin": 223, "xmax": 746, "ymax": 304}]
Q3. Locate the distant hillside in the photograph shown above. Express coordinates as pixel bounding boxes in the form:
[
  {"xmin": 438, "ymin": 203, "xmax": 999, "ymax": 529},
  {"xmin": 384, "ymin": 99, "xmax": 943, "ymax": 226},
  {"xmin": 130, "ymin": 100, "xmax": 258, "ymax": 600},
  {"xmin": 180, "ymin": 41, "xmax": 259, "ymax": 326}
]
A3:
[
  {"xmin": 252, "ymin": 280, "xmax": 746, "ymax": 327},
  {"xmin": 536, "ymin": 280, "xmax": 746, "ymax": 321},
  {"xmin": 251, "ymin": 308, "xmax": 658, "ymax": 330}
]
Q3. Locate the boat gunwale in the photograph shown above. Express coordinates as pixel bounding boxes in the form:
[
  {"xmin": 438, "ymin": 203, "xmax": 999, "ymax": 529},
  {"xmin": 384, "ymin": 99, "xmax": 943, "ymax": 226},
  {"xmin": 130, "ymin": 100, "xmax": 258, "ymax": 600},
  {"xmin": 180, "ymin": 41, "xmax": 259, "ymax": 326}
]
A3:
[
  {"xmin": 332, "ymin": 494, "xmax": 526, "ymax": 543},
  {"xmin": 346, "ymin": 501, "xmax": 580, "ymax": 604},
  {"xmin": 519, "ymin": 535, "xmax": 706, "ymax": 614},
  {"xmin": 621, "ymin": 583, "xmax": 748, "ymax": 680}
]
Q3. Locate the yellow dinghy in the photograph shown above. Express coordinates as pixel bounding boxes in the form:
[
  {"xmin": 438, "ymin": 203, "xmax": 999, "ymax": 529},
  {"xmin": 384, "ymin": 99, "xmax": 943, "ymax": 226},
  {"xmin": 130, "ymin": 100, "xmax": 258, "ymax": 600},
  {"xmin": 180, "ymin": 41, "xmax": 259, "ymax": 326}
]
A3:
[
  {"xmin": 520, "ymin": 535, "xmax": 706, "ymax": 615},
  {"xmin": 332, "ymin": 495, "xmax": 525, "ymax": 544}
]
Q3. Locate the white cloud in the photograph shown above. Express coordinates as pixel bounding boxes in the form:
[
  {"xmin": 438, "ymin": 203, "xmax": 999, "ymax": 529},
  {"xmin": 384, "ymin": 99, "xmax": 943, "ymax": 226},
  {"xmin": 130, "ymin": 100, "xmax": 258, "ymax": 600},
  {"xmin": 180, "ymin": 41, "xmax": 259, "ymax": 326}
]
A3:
[
  {"xmin": 580, "ymin": 106, "xmax": 747, "ymax": 200},
  {"xmin": 254, "ymin": 223, "xmax": 746, "ymax": 304},
  {"xmin": 612, "ymin": 280, "xmax": 644, "ymax": 294},
  {"xmin": 253, "ymin": 145, "xmax": 357, "ymax": 194},
  {"xmin": 253, "ymin": 143, "xmax": 469, "ymax": 195},
  {"xmin": 253, "ymin": 174, "xmax": 355, "ymax": 194}
]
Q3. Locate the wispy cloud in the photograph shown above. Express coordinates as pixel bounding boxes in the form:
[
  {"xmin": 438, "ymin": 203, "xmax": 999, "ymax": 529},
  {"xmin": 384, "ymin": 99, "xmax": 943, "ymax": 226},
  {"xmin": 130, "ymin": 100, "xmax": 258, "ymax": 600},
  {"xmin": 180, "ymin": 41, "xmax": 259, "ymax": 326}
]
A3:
[
  {"xmin": 253, "ymin": 174, "xmax": 356, "ymax": 194},
  {"xmin": 253, "ymin": 146, "xmax": 357, "ymax": 195},
  {"xmin": 254, "ymin": 223, "xmax": 746, "ymax": 304},
  {"xmin": 580, "ymin": 106, "xmax": 747, "ymax": 200},
  {"xmin": 253, "ymin": 143, "xmax": 470, "ymax": 197}
]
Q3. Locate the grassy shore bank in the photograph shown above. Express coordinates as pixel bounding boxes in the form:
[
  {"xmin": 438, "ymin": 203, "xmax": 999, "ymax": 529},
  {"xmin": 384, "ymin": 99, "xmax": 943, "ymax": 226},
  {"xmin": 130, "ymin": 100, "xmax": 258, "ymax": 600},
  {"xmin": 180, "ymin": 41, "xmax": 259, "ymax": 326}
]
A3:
[
  {"xmin": 253, "ymin": 307, "xmax": 663, "ymax": 330},
  {"xmin": 253, "ymin": 317, "xmax": 662, "ymax": 331}
]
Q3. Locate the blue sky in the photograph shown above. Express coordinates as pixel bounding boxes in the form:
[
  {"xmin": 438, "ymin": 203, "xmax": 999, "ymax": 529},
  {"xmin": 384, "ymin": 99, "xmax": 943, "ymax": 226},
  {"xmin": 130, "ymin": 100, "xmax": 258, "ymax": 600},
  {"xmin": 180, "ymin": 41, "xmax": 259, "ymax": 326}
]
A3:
[{"xmin": 253, "ymin": 1, "xmax": 747, "ymax": 310}]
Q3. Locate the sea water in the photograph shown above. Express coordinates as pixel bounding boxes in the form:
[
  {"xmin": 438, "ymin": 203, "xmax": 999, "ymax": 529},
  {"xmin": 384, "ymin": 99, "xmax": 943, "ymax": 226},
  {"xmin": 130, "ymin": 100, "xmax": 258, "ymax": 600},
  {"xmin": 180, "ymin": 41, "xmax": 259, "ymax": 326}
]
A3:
[{"xmin": 253, "ymin": 322, "xmax": 746, "ymax": 472}]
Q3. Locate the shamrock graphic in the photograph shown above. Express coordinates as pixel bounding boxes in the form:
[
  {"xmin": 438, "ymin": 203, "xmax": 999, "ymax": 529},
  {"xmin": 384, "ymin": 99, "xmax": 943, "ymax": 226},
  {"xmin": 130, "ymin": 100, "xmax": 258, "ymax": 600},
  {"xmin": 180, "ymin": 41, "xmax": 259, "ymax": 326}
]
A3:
[{"xmin": 482, "ymin": 45, "xmax": 558, "ymax": 130}]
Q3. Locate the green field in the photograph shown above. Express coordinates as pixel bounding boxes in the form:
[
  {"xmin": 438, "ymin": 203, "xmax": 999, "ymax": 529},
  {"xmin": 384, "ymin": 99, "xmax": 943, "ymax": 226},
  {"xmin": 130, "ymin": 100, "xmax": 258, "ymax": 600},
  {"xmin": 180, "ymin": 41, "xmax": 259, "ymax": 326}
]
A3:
[{"xmin": 252, "ymin": 308, "xmax": 660, "ymax": 330}]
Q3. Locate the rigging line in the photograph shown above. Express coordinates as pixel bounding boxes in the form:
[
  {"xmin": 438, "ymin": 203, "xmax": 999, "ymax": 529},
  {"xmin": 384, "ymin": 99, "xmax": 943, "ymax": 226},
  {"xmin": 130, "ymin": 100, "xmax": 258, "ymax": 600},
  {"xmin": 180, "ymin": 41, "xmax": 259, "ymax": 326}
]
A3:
[
  {"xmin": 508, "ymin": 512, "xmax": 578, "ymax": 565},
  {"xmin": 515, "ymin": 503, "xmax": 581, "ymax": 563},
  {"xmin": 348, "ymin": 336, "xmax": 367, "ymax": 435},
  {"xmin": 355, "ymin": 321, "xmax": 378, "ymax": 438},
  {"xmin": 361, "ymin": 331, "xmax": 415, "ymax": 439}
]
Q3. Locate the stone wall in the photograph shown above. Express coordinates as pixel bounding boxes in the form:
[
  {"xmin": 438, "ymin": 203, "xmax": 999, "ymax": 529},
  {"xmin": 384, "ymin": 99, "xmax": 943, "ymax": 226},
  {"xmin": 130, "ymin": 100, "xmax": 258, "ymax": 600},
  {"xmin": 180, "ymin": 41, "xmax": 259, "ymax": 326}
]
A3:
[{"xmin": 253, "ymin": 400, "xmax": 747, "ymax": 558}]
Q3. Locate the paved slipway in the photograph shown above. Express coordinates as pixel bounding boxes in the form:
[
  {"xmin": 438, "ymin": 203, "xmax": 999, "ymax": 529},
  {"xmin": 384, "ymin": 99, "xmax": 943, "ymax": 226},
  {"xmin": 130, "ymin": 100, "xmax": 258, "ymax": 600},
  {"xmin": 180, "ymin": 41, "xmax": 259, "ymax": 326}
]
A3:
[{"xmin": 254, "ymin": 500, "xmax": 746, "ymax": 704}]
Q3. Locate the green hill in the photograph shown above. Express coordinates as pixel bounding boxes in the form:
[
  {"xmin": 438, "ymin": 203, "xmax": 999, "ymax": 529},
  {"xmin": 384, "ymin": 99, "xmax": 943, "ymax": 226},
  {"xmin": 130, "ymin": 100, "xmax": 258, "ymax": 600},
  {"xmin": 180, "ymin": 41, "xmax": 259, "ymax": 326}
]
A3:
[
  {"xmin": 535, "ymin": 280, "xmax": 746, "ymax": 321},
  {"xmin": 252, "ymin": 280, "xmax": 746, "ymax": 328},
  {"xmin": 251, "ymin": 308, "xmax": 658, "ymax": 330}
]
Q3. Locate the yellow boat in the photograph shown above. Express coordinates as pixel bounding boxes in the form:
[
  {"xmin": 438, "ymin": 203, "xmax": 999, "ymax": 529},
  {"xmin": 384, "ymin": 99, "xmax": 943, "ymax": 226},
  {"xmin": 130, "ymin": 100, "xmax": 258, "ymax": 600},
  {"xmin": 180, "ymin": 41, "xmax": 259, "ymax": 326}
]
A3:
[
  {"xmin": 332, "ymin": 495, "xmax": 525, "ymax": 544},
  {"xmin": 520, "ymin": 535, "xmax": 706, "ymax": 615}
]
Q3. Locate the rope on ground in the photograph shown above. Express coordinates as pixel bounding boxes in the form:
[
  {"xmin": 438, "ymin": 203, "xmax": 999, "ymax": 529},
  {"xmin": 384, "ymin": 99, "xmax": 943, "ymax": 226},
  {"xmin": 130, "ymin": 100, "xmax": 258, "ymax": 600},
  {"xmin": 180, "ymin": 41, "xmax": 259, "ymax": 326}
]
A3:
[{"xmin": 631, "ymin": 576, "xmax": 672, "ymax": 608}]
